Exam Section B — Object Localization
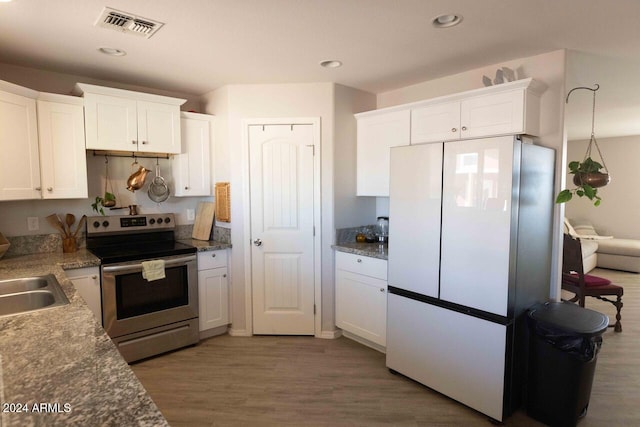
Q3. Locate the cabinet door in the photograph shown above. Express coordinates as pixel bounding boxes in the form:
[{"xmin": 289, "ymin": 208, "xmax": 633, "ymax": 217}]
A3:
[
  {"xmin": 0, "ymin": 90, "xmax": 41, "ymax": 200},
  {"xmin": 67, "ymin": 267, "xmax": 101, "ymax": 323},
  {"xmin": 460, "ymin": 90, "xmax": 525, "ymax": 139},
  {"xmin": 37, "ymin": 100, "xmax": 88, "ymax": 199},
  {"xmin": 84, "ymin": 93, "xmax": 138, "ymax": 151},
  {"xmin": 198, "ymin": 267, "xmax": 229, "ymax": 331},
  {"xmin": 440, "ymin": 136, "xmax": 515, "ymax": 316},
  {"xmin": 335, "ymin": 269, "xmax": 387, "ymax": 346},
  {"xmin": 136, "ymin": 101, "xmax": 181, "ymax": 154},
  {"xmin": 356, "ymin": 109, "xmax": 410, "ymax": 196},
  {"xmin": 411, "ymin": 101, "xmax": 460, "ymax": 144},
  {"xmin": 173, "ymin": 114, "xmax": 212, "ymax": 196}
]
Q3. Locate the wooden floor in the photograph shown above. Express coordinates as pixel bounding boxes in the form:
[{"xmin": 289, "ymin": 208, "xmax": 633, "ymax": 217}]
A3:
[{"xmin": 132, "ymin": 268, "xmax": 640, "ymax": 426}]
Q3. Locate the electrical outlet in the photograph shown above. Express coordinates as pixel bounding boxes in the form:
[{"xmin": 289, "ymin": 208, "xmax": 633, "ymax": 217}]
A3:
[
  {"xmin": 187, "ymin": 209, "xmax": 195, "ymax": 221},
  {"xmin": 27, "ymin": 216, "xmax": 39, "ymax": 231}
]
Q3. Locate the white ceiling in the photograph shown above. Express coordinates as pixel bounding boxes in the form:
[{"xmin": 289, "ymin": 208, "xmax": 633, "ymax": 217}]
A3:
[{"xmin": 1, "ymin": 0, "xmax": 640, "ymax": 138}]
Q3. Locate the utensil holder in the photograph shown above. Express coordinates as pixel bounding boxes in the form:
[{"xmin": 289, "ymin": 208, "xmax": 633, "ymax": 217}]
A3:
[{"xmin": 62, "ymin": 236, "xmax": 77, "ymax": 253}]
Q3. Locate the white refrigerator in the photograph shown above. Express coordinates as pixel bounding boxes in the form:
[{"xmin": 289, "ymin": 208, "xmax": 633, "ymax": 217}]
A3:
[{"xmin": 386, "ymin": 136, "xmax": 555, "ymax": 421}]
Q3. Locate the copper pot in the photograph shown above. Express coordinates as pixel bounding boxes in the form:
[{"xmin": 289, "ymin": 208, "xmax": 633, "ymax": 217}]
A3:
[
  {"xmin": 573, "ymin": 172, "xmax": 611, "ymax": 189},
  {"xmin": 126, "ymin": 166, "xmax": 150, "ymax": 192}
]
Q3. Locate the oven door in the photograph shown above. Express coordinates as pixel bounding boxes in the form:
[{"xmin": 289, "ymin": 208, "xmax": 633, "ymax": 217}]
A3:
[{"xmin": 101, "ymin": 254, "xmax": 198, "ymax": 338}]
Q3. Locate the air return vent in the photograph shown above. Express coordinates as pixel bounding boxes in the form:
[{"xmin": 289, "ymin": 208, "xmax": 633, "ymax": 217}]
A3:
[{"xmin": 95, "ymin": 7, "xmax": 164, "ymax": 38}]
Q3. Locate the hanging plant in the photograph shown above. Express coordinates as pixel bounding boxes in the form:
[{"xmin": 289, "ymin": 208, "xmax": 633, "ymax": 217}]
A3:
[
  {"xmin": 556, "ymin": 157, "xmax": 609, "ymax": 206},
  {"xmin": 91, "ymin": 192, "xmax": 116, "ymax": 215},
  {"xmin": 556, "ymin": 84, "xmax": 610, "ymax": 207}
]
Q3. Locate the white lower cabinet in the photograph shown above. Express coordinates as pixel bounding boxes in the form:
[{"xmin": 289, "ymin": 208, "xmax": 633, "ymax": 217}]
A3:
[
  {"xmin": 197, "ymin": 250, "xmax": 229, "ymax": 335},
  {"xmin": 66, "ymin": 266, "xmax": 101, "ymax": 323},
  {"xmin": 335, "ymin": 251, "xmax": 387, "ymax": 348}
]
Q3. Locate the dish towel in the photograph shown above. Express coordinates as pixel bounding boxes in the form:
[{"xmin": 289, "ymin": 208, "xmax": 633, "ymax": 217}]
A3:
[{"xmin": 142, "ymin": 260, "xmax": 166, "ymax": 281}]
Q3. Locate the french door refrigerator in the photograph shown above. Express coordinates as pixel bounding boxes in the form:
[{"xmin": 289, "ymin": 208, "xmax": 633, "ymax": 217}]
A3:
[{"xmin": 386, "ymin": 135, "xmax": 555, "ymax": 421}]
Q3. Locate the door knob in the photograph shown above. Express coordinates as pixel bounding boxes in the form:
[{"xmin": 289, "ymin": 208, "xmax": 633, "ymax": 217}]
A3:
[{"xmin": 253, "ymin": 238, "xmax": 263, "ymax": 246}]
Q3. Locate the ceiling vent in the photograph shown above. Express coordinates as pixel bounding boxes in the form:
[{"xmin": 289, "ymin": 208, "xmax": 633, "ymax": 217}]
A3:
[{"xmin": 95, "ymin": 7, "xmax": 164, "ymax": 39}]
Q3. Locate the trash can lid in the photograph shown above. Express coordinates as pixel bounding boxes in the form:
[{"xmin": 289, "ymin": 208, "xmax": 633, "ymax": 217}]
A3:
[{"xmin": 528, "ymin": 302, "xmax": 609, "ymax": 336}]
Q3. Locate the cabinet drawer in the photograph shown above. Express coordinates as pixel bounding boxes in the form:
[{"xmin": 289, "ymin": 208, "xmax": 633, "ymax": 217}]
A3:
[
  {"xmin": 197, "ymin": 250, "xmax": 227, "ymax": 270},
  {"xmin": 335, "ymin": 251, "xmax": 387, "ymax": 280}
]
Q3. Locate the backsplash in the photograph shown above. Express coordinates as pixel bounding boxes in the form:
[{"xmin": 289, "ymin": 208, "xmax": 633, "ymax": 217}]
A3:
[
  {"xmin": 4, "ymin": 225, "xmax": 230, "ymax": 257},
  {"xmin": 336, "ymin": 225, "xmax": 378, "ymax": 244}
]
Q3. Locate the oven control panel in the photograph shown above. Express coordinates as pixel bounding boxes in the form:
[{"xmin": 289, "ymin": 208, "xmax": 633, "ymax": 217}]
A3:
[{"xmin": 87, "ymin": 214, "xmax": 176, "ymax": 235}]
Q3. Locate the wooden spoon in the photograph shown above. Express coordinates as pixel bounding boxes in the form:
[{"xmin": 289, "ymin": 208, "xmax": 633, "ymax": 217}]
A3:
[
  {"xmin": 72, "ymin": 215, "xmax": 87, "ymax": 238},
  {"xmin": 65, "ymin": 213, "xmax": 75, "ymax": 235},
  {"xmin": 46, "ymin": 214, "xmax": 67, "ymax": 236}
]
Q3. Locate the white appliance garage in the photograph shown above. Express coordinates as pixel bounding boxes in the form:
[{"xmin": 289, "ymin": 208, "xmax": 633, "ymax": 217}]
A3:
[{"xmin": 386, "ymin": 136, "xmax": 555, "ymax": 421}]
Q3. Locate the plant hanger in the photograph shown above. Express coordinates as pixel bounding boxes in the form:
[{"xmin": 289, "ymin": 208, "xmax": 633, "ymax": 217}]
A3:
[
  {"xmin": 566, "ymin": 84, "xmax": 610, "ymax": 179},
  {"xmin": 556, "ymin": 84, "xmax": 610, "ymax": 206}
]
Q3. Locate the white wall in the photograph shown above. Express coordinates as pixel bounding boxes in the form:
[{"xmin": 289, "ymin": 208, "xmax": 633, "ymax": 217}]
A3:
[
  {"xmin": 201, "ymin": 83, "xmax": 376, "ymax": 336},
  {"xmin": 565, "ymin": 135, "xmax": 640, "ymax": 238},
  {"xmin": 377, "ymin": 49, "xmax": 568, "ymax": 300},
  {"xmin": 333, "ymin": 84, "xmax": 377, "ymax": 228}
]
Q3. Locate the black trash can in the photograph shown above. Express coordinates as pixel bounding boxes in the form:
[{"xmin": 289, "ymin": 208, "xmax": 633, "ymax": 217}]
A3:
[{"xmin": 526, "ymin": 302, "xmax": 608, "ymax": 427}]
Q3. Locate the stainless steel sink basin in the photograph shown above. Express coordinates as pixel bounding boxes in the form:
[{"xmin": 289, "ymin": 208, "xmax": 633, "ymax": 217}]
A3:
[
  {"xmin": 0, "ymin": 274, "xmax": 69, "ymax": 318},
  {"xmin": 0, "ymin": 276, "xmax": 48, "ymax": 295}
]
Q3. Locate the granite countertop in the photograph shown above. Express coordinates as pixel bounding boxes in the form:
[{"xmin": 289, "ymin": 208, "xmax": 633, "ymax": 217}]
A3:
[
  {"xmin": 0, "ymin": 251, "xmax": 168, "ymax": 427},
  {"xmin": 177, "ymin": 239, "xmax": 232, "ymax": 252},
  {"xmin": 332, "ymin": 242, "xmax": 388, "ymax": 260}
]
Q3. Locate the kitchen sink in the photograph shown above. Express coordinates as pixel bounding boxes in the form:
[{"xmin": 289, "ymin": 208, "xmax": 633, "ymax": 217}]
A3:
[{"xmin": 0, "ymin": 275, "xmax": 69, "ymax": 318}]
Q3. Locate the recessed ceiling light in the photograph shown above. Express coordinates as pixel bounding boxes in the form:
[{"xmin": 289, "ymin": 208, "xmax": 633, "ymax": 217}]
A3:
[
  {"xmin": 98, "ymin": 47, "xmax": 127, "ymax": 57},
  {"xmin": 432, "ymin": 14, "xmax": 463, "ymax": 28},
  {"xmin": 320, "ymin": 60, "xmax": 342, "ymax": 68},
  {"xmin": 0, "ymin": 0, "xmax": 14, "ymax": 3}
]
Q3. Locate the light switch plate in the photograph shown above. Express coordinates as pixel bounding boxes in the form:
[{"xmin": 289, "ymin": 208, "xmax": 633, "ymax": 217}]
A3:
[{"xmin": 186, "ymin": 209, "xmax": 195, "ymax": 221}]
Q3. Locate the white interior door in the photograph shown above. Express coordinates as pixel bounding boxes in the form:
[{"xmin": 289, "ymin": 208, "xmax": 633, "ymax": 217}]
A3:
[{"xmin": 249, "ymin": 124, "xmax": 316, "ymax": 335}]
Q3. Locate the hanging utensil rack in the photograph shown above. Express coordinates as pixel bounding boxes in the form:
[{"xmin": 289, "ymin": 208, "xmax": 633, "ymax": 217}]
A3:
[{"xmin": 92, "ymin": 150, "xmax": 171, "ymax": 160}]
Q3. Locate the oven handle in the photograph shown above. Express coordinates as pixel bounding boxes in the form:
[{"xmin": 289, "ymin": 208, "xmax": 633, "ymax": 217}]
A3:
[{"xmin": 102, "ymin": 255, "xmax": 196, "ymax": 274}]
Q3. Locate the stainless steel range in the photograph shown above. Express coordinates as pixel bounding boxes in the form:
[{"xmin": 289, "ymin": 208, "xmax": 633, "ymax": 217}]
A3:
[{"xmin": 86, "ymin": 213, "xmax": 199, "ymax": 363}]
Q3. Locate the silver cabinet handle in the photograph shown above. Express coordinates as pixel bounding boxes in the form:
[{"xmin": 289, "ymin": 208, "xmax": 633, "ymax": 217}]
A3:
[
  {"xmin": 380, "ymin": 288, "xmax": 385, "ymax": 292},
  {"xmin": 142, "ymin": 141, "xmax": 148, "ymax": 145},
  {"xmin": 357, "ymin": 258, "xmax": 362, "ymax": 263},
  {"xmin": 185, "ymin": 186, "xmax": 189, "ymax": 190},
  {"xmin": 132, "ymin": 140, "xmax": 137, "ymax": 145},
  {"xmin": 461, "ymin": 126, "xmax": 467, "ymax": 131},
  {"xmin": 91, "ymin": 275, "xmax": 97, "ymax": 280},
  {"xmin": 35, "ymin": 186, "xmax": 41, "ymax": 191},
  {"xmin": 47, "ymin": 187, "xmax": 53, "ymax": 192},
  {"xmin": 211, "ymin": 253, "xmax": 216, "ymax": 258},
  {"xmin": 451, "ymin": 128, "xmax": 457, "ymax": 132},
  {"xmin": 223, "ymin": 274, "xmax": 227, "ymax": 278},
  {"xmin": 253, "ymin": 238, "xmax": 263, "ymax": 246}
]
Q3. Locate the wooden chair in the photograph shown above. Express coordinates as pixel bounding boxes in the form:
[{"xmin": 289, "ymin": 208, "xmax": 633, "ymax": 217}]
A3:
[{"xmin": 562, "ymin": 233, "xmax": 623, "ymax": 332}]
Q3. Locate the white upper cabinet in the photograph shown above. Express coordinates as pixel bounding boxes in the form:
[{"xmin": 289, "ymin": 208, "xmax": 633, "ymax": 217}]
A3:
[
  {"xmin": 356, "ymin": 79, "xmax": 544, "ymax": 196},
  {"xmin": 37, "ymin": 94, "xmax": 87, "ymax": 199},
  {"xmin": 173, "ymin": 112, "xmax": 212, "ymax": 197},
  {"xmin": 0, "ymin": 83, "xmax": 41, "ymax": 200},
  {"xmin": 411, "ymin": 101, "xmax": 460, "ymax": 144},
  {"xmin": 0, "ymin": 81, "xmax": 87, "ymax": 201},
  {"xmin": 356, "ymin": 109, "xmax": 410, "ymax": 196},
  {"xmin": 76, "ymin": 83, "xmax": 185, "ymax": 154},
  {"xmin": 410, "ymin": 79, "xmax": 543, "ymax": 144}
]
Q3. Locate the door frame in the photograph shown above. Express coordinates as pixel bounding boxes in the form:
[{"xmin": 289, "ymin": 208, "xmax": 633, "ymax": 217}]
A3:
[{"xmin": 241, "ymin": 117, "xmax": 322, "ymax": 336}]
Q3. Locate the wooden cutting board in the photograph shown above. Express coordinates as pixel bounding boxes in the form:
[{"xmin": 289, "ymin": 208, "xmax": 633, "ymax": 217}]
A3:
[{"xmin": 192, "ymin": 202, "xmax": 215, "ymax": 240}]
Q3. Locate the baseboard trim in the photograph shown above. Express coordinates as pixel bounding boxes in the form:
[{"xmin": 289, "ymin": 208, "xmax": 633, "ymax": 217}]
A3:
[
  {"xmin": 228, "ymin": 328, "xmax": 252, "ymax": 337},
  {"xmin": 199, "ymin": 325, "xmax": 228, "ymax": 340},
  {"xmin": 342, "ymin": 331, "xmax": 386, "ymax": 354},
  {"xmin": 317, "ymin": 329, "xmax": 342, "ymax": 339}
]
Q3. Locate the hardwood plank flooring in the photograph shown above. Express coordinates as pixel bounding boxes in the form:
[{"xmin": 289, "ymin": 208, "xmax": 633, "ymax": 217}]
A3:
[{"xmin": 132, "ymin": 267, "xmax": 640, "ymax": 426}]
